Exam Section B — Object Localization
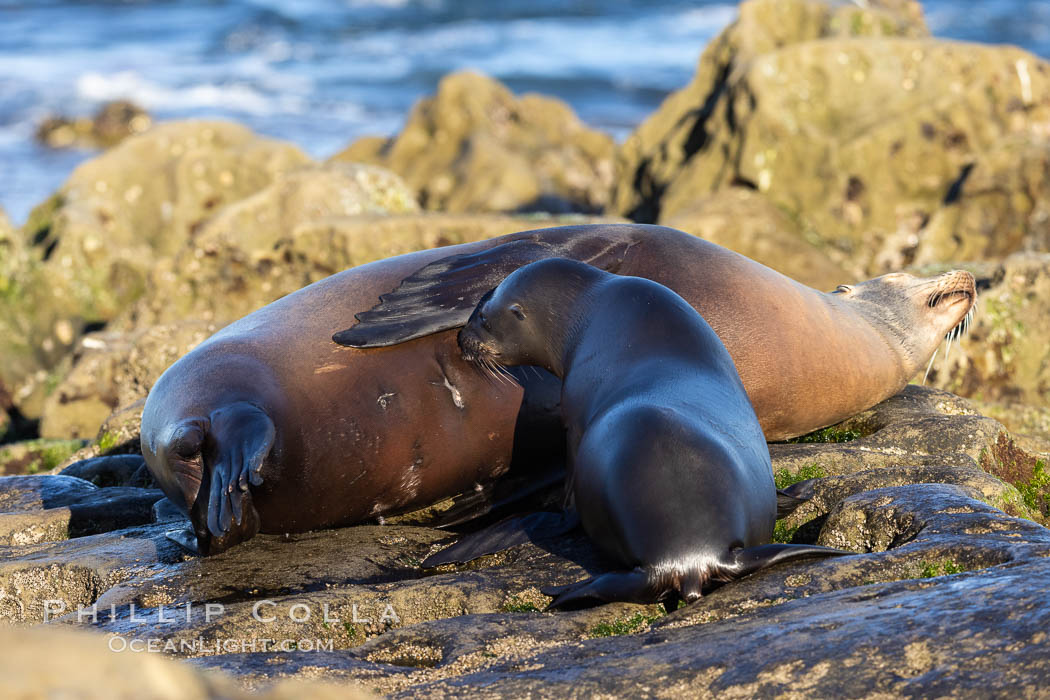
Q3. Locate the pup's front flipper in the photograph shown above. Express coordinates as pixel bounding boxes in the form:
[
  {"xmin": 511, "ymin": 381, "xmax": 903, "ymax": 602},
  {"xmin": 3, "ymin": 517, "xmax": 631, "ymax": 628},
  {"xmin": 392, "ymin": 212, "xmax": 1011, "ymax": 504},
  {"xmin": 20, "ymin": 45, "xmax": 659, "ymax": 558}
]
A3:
[
  {"xmin": 204, "ymin": 402, "xmax": 275, "ymax": 539},
  {"xmin": 422, "ymin": 510, "xmax": 579, "ymax": 568}
]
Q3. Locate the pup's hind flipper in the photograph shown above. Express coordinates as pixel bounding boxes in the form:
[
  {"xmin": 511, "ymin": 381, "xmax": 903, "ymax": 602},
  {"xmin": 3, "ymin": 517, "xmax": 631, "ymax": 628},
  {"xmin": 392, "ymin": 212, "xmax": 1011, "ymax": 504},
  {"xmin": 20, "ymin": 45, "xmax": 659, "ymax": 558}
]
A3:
[
  {"xmin": 730, "ymin": 543, "xmax": 851, "ymax": 579},
  {"xmin": 421, "ymin": 510, "xmax": 579, "ymax": 568},
  {"xmin": 542, "ymin": 569, "xmax": 651, "ymax": 609}
]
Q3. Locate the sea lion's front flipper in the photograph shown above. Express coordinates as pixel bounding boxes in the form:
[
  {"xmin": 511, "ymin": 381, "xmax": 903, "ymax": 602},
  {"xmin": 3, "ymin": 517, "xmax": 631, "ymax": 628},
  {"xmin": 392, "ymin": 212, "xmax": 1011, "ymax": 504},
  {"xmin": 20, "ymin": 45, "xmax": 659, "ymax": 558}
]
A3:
[
  {"xmin": 729, "ymin": 543, "xmax": 851, "ymax": 579},
  {"xmin": 204, "ymin": 402, "xmax": 275, "ymax": 539},
  {"xmin": 542, "ymin": 569, "xmax": 651, "ymax": 609},
  {"xmin": 334, "ymin": 232, "xmax": 634, "ymax": 347},
  {"xmin": 421, "ymin": 510, "xmax": 579, "ymax": 568},
  {"xmin": 335, "ymin": 240, "xmax": 555, "ymax": 347}
]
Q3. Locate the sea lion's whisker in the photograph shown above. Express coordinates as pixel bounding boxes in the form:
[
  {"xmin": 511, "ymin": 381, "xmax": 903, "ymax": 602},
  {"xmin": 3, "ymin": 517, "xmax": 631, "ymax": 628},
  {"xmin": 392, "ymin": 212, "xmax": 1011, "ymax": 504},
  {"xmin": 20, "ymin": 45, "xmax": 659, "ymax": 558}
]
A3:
[
  {"xmin": 484, "ymin": 355, "xmax": 514, "ymax": 387},
  {"xmin": 922, "ymin": 346, "xmax": 939, "ymax": 385}
]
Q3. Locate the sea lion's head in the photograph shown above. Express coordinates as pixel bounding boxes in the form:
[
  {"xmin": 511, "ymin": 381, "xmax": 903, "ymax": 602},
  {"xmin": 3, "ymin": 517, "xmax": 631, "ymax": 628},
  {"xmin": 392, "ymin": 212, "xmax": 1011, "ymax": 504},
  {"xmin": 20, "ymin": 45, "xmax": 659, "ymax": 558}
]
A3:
[
  {"xmin": 831, "ymin": 269, "xmax": 977, "ymax": 378},
  {"xmin": 142, "ymin": 412, "xmax": 264, "ymax": 556},
  {"xmin": 141, "ymin": 359, "xmax": 275, "ymax": 556},
  {"xmin": 458, "ymin": 258, "xmax": 601, "ymax": 377}
]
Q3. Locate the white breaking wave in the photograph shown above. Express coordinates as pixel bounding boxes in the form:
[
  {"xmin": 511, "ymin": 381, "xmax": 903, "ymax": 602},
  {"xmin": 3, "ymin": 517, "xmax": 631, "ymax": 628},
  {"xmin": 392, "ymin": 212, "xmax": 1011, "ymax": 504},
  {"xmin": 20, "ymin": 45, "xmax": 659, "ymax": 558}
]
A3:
[{"xmin": 76, "ymin": 71, "xmax": 307, "ymax": 116}]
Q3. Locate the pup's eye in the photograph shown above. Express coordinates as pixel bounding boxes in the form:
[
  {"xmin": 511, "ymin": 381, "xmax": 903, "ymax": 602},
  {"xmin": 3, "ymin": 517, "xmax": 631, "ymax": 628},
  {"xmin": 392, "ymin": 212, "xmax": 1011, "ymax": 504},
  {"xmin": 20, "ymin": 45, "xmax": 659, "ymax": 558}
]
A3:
[
  {"xmin": 509, "ymin": 303, "xmax": 526, "ymax": 321},
  {"xmin": 834, "ymin": 285, "xmax": 853, "ymax": 294},
  {"xmin": 479, "ymin": 312, "xmax": 491, "ymax": 331}
]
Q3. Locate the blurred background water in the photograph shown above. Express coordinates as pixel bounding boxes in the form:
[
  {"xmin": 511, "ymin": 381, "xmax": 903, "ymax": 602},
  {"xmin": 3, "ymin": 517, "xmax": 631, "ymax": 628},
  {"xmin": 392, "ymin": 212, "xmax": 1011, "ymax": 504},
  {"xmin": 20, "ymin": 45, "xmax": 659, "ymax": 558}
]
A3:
[{"xmin": 0, "ymin": 0, "xmax": 1048, "ymax": 225}]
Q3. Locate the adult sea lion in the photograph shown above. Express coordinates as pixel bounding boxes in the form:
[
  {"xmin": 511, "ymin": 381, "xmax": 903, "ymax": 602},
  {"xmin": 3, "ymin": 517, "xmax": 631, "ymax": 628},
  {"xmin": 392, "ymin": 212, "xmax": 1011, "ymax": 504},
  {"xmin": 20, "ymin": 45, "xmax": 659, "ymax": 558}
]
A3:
[
  {"xmin": 450, "ymin": 258, "xmax": 848, "ymax": 607},
  {"xmin": 143, "ymin": 224, "xmax": 975, "ymax": 554}
]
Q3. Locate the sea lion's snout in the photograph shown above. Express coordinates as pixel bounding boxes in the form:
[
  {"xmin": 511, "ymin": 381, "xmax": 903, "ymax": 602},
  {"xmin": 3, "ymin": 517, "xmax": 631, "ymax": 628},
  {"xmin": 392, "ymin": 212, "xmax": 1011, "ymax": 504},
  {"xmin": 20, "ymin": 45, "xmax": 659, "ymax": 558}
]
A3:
[
  {"xmin": 925, "ymin": 270, "xmax": 977, "ymax": 342},
  {"xmin": 457, "ymin": 325, "xmax": 496, "ymax": 365},
  {"xmin": 926, "ymin": 270, "xmax": 976, "ymax": 310}
]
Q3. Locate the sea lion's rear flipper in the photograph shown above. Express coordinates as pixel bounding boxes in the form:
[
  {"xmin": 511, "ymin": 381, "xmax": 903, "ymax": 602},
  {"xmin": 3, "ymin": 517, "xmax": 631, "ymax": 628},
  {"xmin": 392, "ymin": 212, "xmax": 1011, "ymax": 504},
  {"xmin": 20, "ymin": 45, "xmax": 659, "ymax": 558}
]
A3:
[
  {"xmin": 204, "ymin": 402, "xmax": 275, "ymax": 539},
  {"xmin": 730, "ymin": 543, "xmax": 851, "ymax": 579},
  {"xmin": 776, "ymin": 488, "xmax": 809, "ymax": 519},
  {"xmin": 334, "ymin": 233, "xmax": 634, "ymax": 347},
  {"xmin": 542, "ymin": 569, "xmax": 651, "ymax": 609},
  {"xmin": 421, "ymin": 510, "xmax": 579, "ymax": 568}
]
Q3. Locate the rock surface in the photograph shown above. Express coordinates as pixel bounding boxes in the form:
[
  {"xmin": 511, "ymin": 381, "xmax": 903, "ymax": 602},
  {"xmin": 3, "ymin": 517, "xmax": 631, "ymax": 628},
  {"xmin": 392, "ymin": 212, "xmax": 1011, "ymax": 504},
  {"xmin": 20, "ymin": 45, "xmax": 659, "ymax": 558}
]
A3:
[
  {"xmin": 3, "ymin": 121, "xmax": 312, "ymax": 418},
  {"xmin": 0, "ymin": 386, "xmax": 1044, "ymax": 695},
  {"xmin": 925, "ymin": 253, "xmax": 1050, "ymax": 442},
  {"xmin": 39, "ymin": 322, "xmax": 217, "ymax": 440},
  {"xmin": 0, "ymin": 438, "xmax": 85, "ymax": 476},
  {"xmin": 612, "ymin": 0, "xmax": 1050, "ymax": 276},
  {"xmin": 1, "ymin": 625, "xmax": 374, "ymax": 699},
  {"xmin": 124, "ymin": 209, "xmax": 613, "ymax": 329},
  {"xmin": 333, "ymin": 71, "xmax": 615, "ymax": 215},
  {"xmin": 660, "ymin": 187, "xmax": 857, "ymax": 290},
  {"xmin": 36, "ymin": 99, "xmax": 153, "ymax": 150}
]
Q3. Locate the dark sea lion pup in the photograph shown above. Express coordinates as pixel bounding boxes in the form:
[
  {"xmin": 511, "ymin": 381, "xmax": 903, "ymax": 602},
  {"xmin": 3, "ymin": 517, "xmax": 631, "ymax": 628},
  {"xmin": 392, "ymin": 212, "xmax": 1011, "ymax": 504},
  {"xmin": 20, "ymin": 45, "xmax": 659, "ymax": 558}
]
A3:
[{"xmin": 453, "ymin": 258, "xmax": 848, "ymax": 608}]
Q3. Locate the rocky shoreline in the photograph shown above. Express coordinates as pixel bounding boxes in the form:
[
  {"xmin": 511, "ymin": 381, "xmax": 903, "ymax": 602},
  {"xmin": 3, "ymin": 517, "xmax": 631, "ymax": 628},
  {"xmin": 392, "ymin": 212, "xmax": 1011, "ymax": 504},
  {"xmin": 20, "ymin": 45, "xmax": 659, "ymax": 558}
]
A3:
[{"xmin": 2, "ymin": 0, "xmax": 1050, "ymax": 696}]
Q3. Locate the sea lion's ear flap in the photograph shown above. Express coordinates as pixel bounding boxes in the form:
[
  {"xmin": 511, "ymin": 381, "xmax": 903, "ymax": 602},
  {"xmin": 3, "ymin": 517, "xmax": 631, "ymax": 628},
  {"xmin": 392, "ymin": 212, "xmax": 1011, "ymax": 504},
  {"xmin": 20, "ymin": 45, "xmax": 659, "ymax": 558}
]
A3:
[
  {"xmin": 204, "ymin": 402, "xmax": 275, "ymax": 539},
  {"xmin": 333, "ymin": 240, "xmax": 555, "ymax": 348},
  {"xmin": 728, "ymin": 543, "xmax": 851, "ymax": 579}
]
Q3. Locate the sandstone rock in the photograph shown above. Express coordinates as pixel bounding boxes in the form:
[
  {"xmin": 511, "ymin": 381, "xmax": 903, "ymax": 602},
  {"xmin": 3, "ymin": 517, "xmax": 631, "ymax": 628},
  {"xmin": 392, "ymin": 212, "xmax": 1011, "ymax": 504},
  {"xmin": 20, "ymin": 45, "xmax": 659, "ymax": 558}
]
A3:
[
  {"xmin": 200, "ymin": 482, "xmax": 1050, "ymax": 697},
  {"xmin": 0, "ymin": 439, "xmax": 86, "ymax": 476},
  {"xmin": 925, "ymin": 253, "xmax": 1050, "ymax": 437},
  {"xmin": 0, "ymin": 518, "xmax": 184, "ymax": 623},
  {"xmin": 39, "ymin": 322, "xmax": 216, "ymax": 440},
  {"xmin": 613, "ymin": 0, "xmax": 928, "ymax": 224},
  {"xmin": 0, "ymin": 474, "xmax": 161, "ymax": 545},
  {"xmin": 5, "ymin": 121, "xmax": 311, "ymax": 417},
  {"xmin": 0, "ymin": 383, "xmax": 1045, "ymax": 694},
  {"xmin": 660, "ymin": 187, "xmax": 857, "ymax": 289},
  {"xmin": 612, "ymin": 0, "xmax": 1050, "ymax": 276},
  {"xmin": 333, "ymin": 71, "xmax": 615, "ymax": 215},
  {"xmin": 394, "ymin": 557, "xmax": 1050, "ymax": 697},
  {"xmin": 53, "ymin": 398, "xmax": 150, "ymax": 473},
  {"xmin": 970, "ymin": 400, "xmax": 1050, "ymax": 451},
  {"xmin": 36, "ymin": 99, "xmax": 152, "ymax": 150},
  {"xmin": 191, "ymin": 161, "xmax": 419, "ymax": 246},
  {"xmin": 0, "ymin": 625, "xmax": 374, "ymax": 700},
  {"xmin": 127, "ymin": 212, "xmax": 619, "ymax": 328}
]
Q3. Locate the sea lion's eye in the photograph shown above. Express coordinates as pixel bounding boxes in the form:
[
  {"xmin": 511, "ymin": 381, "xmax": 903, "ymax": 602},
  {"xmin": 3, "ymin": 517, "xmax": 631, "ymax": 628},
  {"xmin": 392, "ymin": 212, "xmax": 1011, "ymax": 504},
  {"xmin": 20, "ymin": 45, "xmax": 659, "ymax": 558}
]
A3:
[
  {"xmin": 834, "ymin": 285, "xmax": 853, "ymax": 294},
  {"xmin": 509, "ymin": 303, "xmax": 526, "ymax": 321},
  {"xmin": 479, "ymin": 311, "xmax": 491, "ymax": 331}
]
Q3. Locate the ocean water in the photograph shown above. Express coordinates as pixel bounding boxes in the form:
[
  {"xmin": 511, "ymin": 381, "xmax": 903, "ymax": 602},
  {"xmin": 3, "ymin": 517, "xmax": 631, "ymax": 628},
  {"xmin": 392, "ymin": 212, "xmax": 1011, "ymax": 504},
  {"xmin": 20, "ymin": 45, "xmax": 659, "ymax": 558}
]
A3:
[{"xmin": 0, "ymin": 0, "xmax": 1048, "ymax": 225}]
